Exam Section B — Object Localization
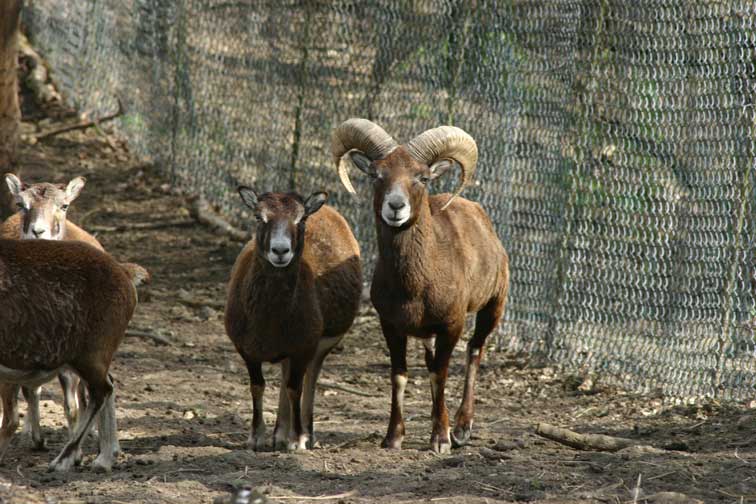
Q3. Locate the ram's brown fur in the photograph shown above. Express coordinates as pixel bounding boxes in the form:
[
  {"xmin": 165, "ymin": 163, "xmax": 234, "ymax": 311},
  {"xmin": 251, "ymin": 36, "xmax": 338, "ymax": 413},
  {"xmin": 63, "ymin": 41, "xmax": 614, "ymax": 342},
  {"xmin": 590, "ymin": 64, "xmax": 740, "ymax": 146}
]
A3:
[
  {"xmin": 0, "ymin": 239, "xmax": 140, "ymax": 472},
  {"xmin": 332, "ymin": 120, "xmax": 509, "ymax": 453},
  {"xmin": 225, "ymin": 195, "xmax": 362, "ymax": 450}
]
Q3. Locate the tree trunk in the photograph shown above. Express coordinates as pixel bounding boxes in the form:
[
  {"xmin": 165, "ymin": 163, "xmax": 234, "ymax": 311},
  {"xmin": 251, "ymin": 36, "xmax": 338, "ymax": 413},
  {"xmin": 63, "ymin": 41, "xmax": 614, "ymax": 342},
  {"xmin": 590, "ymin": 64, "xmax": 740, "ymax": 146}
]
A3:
[{"xmin": 0, "ymin": 0, "xmax": 22, "ymax": 220}]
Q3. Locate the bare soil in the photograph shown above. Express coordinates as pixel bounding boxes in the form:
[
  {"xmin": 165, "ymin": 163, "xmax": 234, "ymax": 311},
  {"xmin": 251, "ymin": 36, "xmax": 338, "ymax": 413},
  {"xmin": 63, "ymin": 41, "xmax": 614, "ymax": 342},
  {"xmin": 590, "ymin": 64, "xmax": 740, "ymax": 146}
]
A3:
[{"xmin": 1, "ymin": 105, "xmax": 755, "ymax": 504}]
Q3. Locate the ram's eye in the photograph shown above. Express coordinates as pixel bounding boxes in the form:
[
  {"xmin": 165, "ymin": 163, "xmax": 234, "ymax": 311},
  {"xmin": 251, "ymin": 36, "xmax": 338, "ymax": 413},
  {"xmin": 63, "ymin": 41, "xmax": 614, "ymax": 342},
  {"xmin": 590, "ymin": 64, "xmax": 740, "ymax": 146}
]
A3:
[
  {"xmin": 16, "ymin": 202, "xmax": 25, "ymax": 210},
  {"xmin": 417, "ymin": 174, "xmax": 431, "ymax": 184},
  {"xmin": 61, "ymin": 204, "xmax": 69, "ymax": 211}
]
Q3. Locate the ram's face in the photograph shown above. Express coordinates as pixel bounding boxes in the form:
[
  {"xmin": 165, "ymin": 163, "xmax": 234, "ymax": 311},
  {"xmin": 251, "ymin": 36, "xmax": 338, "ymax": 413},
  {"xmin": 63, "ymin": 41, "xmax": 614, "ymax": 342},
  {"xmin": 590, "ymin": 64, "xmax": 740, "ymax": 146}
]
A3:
[{"xmin": 366, "ymin": 149, "xmax": 431, "ymax": 229}]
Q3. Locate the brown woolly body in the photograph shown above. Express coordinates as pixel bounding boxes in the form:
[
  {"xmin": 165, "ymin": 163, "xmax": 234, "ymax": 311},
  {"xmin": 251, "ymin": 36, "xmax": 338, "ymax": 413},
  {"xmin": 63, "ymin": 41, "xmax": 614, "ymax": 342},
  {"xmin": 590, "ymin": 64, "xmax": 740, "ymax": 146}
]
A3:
[
  {"xmin": 225, "ymin": 205, "xmax": 361, "ymax": 363},
  {"xmin": 0, "ymin": 211, "xmax": 104, "ymax": 250},
  {"xmin": 0, "ymin": 239, "xmax": 135, "ymax": 371},
  {"xmin": 0, "ymin": 239, "xmax": 138, "ymax": 472},
  {"xmin": 371, "ymin": 190, "xmax": 509, "ymax": 335}
]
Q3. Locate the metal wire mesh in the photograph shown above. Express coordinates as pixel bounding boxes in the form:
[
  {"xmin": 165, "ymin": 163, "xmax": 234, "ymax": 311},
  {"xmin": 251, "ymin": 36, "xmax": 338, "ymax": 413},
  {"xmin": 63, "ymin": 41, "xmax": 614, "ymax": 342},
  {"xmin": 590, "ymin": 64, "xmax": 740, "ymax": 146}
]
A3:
[{"xmin": 23, "ymin": 1, "xmax": 756, "ymax": 400}]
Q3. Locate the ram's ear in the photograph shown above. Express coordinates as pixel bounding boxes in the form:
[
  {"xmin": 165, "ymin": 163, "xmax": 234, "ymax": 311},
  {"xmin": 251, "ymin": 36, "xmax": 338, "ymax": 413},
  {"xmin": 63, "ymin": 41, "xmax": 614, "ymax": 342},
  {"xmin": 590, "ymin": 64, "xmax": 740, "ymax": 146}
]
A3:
[
  {"xmin": 349, "ymin": 151, "xmax": 376, "ymax": 177},
  {"xmin": 304, "ymin": 191, "xmax": 328, "ymax": 217},
  {"xmin": 238, "ymin": 186, "xmax": 259, "ymax": 209},
  {"xmin": 428, "ymin": 159, "xmax": 456, "ymax": 180}
]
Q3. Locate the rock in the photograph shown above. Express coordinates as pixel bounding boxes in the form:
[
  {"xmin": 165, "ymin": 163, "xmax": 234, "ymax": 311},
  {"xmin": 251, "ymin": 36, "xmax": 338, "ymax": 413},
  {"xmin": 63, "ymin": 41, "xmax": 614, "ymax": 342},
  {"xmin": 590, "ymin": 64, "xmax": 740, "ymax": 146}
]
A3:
[{"xmin": 199, "ymin": 305, "xmax": 218, "ymax": 320}]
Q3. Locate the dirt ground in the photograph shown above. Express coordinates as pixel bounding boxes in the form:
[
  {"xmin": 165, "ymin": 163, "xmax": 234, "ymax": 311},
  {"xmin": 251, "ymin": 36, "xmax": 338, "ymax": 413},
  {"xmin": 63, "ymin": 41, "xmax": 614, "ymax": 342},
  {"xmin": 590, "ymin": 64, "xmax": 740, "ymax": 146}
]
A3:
[{"xmin": 1, "ymin": 103, "xmax": 756, "ymax": 504}]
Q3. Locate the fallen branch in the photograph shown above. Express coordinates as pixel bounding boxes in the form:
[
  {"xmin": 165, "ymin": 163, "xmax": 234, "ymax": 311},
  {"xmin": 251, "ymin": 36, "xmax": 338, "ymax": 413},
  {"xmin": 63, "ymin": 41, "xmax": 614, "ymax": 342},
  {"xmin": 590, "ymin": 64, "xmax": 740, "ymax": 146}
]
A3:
[
  {"xmin": 36, "ymin": 98, "xmax": 125, "ymax": 141},
  {"xmin": 89, "ymin": 218, "xmax": 196, "ymax": 233},
  {"xmin": 175, "ymin": 289, "xmax": 226, "ymax": 310},
  {"xmin": 125, "ymin": 329, "xmax": 173, "ymax": 346},
  {"xmin": 318, "ymin": 380, "xmax": 379, "ymax": 398},
  {"xmin": 191, "ymin": 196, "xmax": 249, "ymax": 241},
  {"xmin": 535, "ymin": 422, "xmax": 639, "ymax": 452},
  {"xmin": 268, "ymin": 490, "xmax": 357, "ymax": 501}
]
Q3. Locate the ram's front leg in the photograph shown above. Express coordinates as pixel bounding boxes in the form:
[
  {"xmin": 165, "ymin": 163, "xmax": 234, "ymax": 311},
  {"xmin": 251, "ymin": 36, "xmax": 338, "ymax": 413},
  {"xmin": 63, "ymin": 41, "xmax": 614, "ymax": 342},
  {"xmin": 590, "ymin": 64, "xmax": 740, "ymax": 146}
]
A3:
[
  {"xmin": 380, "ymin": 319, "xmax": 408, "ymax": 450},
  {"xmin": 427, "ymin": 325, "xmax": 461, "ymax": 454}
]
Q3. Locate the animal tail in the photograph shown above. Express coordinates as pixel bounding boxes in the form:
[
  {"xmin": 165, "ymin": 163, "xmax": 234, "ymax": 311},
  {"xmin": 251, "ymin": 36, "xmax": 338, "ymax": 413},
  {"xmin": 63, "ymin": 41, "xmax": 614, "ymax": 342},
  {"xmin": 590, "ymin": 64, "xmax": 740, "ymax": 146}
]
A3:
[{"xmin": 120, "ymin": 262, "xmax": 151, "ymax": 288}]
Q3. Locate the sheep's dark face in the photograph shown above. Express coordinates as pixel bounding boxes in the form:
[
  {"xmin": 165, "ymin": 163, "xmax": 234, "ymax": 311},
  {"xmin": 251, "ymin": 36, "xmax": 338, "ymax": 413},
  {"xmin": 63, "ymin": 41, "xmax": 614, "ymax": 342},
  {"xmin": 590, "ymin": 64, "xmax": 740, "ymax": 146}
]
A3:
[
  {"xmin": 238, "ymin": 188, "xmax": 327, "ymax": 268},
  {"xmin": 349, "ymin": 148, "xmax": 455, "ymax": 229}
]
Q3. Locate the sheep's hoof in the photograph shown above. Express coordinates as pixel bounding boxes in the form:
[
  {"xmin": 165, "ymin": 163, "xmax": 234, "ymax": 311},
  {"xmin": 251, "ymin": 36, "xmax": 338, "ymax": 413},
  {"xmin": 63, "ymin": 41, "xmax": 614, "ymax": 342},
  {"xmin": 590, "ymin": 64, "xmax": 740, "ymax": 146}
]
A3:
[
  {"xmin": 247, "ymin": 429, "xmax": 266, "ymax": 451},
  {"xmin": 431, "ymin": 433, "xmax": 452, "ymax": 454},
  {"xmin": 92, "ymin": 453, "xmax": 114, "ymax": 473},
  {"xmin": 287, "ymin": 435, "xmax": 308, "ymax": 451},
  {"xmin": 381, "ymin": 436, "xmax": 403, "ymax": 450},
  {"xmin": 451, "ymin": 424, "xmax": 472, "ymax": 448},
  {"xmin": 273, "ymin": 428, "xmax": 289, "ymax": 451},
  {"xmin": 48, "ymin": 455, "xmax": 75, "ymax": 472},
  {"xmin": 31, "ymin": 437, "xmax": 48, "ymax": 451}
]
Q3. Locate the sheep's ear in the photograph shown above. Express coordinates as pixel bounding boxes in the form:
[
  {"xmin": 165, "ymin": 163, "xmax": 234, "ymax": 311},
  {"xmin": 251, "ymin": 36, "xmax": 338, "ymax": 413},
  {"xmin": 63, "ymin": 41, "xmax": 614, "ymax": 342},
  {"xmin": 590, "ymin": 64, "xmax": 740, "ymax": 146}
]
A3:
[
  {"xmin": 429, "ymin": 159, "xmax": 456, "ymax": 180},
  {"xmin": 349, "ymin": 151, "xmax": 376, "ymax": 177},
  {"xmin": 304, "ymin": 191, "xmax": 328, "ymax": 217},
  {"xmin": 238, "ymin": 186, "xmax": 259, "ymax": 209},
  {"xmin": 5, "ymin": 173, "xmax": 23, "ymax": 197},
  {"xmin": 65, "ymin": 176, "xmax": 86, "ymax": 202}
]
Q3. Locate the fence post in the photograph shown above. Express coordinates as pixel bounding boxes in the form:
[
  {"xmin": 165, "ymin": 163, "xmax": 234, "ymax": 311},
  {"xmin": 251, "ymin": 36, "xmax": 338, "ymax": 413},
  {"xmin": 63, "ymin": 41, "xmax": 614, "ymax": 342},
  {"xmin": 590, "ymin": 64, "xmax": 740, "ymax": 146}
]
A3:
[
  {"xmin": 545, "ymin": 0, "xmax": 607, "ymax": 354},
  {"xmin": 289, "ymin": 0, "xmax": 313, "ymax": 191}
]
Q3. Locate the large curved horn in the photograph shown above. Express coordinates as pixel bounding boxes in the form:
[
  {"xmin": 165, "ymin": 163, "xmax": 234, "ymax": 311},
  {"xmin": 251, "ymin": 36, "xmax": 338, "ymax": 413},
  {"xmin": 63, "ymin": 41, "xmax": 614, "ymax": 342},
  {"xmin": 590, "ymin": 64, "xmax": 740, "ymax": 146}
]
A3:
[
  {"xmin": 405, "ymin": 126, "xmax": 478, "ymax": 210},
  {"xmin": 331, "ymin": 118, "xmax": 398, "ymax": 194}
]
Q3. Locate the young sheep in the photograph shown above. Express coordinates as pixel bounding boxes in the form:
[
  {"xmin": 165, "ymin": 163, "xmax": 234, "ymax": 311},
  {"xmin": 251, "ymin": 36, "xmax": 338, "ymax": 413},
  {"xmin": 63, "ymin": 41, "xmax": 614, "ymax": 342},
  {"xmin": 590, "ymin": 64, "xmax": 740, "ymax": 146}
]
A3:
[
  {"xmin": 332, "ymin": 119, "xmax": 509, "ymax": 453},
  {"xmin": 0, "ymin": 173, "xmax": 103, "ymax": 450},
  {"xmin": 0, "ymin": 239, "xmax": 146, "ymax": 471},
  {"xmin": 225, "ymin": 188, "xmax": 362, "ymax": 450}
]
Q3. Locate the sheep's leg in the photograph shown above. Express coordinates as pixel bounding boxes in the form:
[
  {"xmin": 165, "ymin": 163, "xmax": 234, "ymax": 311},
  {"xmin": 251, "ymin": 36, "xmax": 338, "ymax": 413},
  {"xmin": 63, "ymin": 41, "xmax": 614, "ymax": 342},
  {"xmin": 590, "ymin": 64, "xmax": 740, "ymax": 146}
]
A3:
[
  {"xmin": 21, "ymin": 386, "xmax": 45, "ymax": 450},
  {"xmin": 273, "ymin": 359, "xmax": 291, "ymax": 450},
  {"xmin": 92, "ymin": 375, "xmax": 119, "ymax": 472},
  {"xmin": 49, "ymin": 370, "xmax": 111, "ymax": 472},
  {"xmin": 428, "ymin": 326, "xmax": 461, "ymax": 454},
  {"xmin": 452, "ymin": 296, "xmax": 506, "ymax": 447},
  {"xmin": 244, "ymin": 359, "xmax": 266, "ymax": 451},
  {"xmin": 0, "ymin": 382, "xmax": 20, "ymax": 462},
  {"xmin": 285, "ymin": 356, "xmax": 309, "ymax": 451},
  {"xmin": 59, "ymin": 370, "xmax": 81, "ymax": 436},
  {"xmin": 380, "ymin": 320, "xmax": 407, "ymax": 450},
  {"xmin": 302, "ymin": 336, "xmax": 342, "ymax": 449}
]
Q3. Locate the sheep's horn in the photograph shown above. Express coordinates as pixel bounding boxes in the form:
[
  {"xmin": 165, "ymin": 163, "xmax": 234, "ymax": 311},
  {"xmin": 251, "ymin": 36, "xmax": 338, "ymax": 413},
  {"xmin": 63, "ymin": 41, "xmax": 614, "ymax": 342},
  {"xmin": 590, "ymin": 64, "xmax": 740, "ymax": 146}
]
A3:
[
  {"xmin": 331, "ymin": 118, "xmax": 398, "ymax": 194},
  {"xmin": 405, "ymin": 126, "xmax": 478, "ymax": 211}
]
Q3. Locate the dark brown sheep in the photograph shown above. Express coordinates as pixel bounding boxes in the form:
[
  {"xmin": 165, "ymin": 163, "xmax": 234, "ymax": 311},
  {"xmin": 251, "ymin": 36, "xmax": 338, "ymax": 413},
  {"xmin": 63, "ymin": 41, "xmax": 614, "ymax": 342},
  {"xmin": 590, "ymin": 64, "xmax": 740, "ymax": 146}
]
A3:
[
  {"xmin": 0, "ymin": 173, "xmax": 104, "ymax": 452},
  {"xmin": 225, "ymin": 189, "xmax": 362, "ymax": 450},
  {"xmin": 0, "ymin": 239, "xmax": 145, "ymax": 472},
  {"xmin": 332, "ymin": 118, "xmax": 510, "ymax": 453}
]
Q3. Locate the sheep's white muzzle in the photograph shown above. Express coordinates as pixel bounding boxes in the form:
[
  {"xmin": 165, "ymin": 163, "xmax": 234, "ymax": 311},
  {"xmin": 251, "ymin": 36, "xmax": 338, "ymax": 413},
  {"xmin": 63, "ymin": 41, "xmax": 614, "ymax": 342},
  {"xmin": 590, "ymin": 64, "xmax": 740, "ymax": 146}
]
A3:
[
  {"xmin": 381, "ymin": 187, "xmax": 411, "ymax": 227},
  {"xmin": 267, "ymin": 223, "xmax": 294, "ymax": 267}
]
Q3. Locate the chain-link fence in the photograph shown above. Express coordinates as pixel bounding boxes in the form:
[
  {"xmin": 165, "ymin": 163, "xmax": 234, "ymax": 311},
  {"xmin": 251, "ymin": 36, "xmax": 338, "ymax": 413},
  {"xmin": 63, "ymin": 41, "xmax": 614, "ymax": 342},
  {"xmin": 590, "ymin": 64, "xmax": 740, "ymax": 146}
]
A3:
[{"xmin": 23, "ymin": 1, "xmax": 756, "ymax": 401}]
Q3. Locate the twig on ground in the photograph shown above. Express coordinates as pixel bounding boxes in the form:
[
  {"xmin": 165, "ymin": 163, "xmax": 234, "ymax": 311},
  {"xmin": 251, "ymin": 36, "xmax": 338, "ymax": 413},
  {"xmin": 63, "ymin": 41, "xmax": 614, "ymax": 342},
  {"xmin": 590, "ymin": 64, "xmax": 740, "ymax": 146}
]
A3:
[
  {"xmin": 268, "ymin": 490, "xmax": 357, "ymax": 501},
  {"xmin": 126, "ymin": 329, "xmax": 173, "ymax": 346},
  {"xmin": 632, "ymin": 473, "xmax": 642, "ymax": 504},
  {"xmin": 734, "ymin": 447, "xmax": 750, "ymax": 464},
  {"xmin": 535, "ymin": 423, "xmax": 640, "ymax": 452},
  {"xmin": 191, "ymin": 196, "xmax": 249, "ymax": 241},
  {"xmin": 36, "ymin": 98, "xmax": 125, "ymax": 141},
  {"xmin": 89, "ymin": 219, "xmax": 196, "ymax": 233},
  {"xmin": 318, "ymin": 380, "xmax": 379, "ymax": 398}
]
